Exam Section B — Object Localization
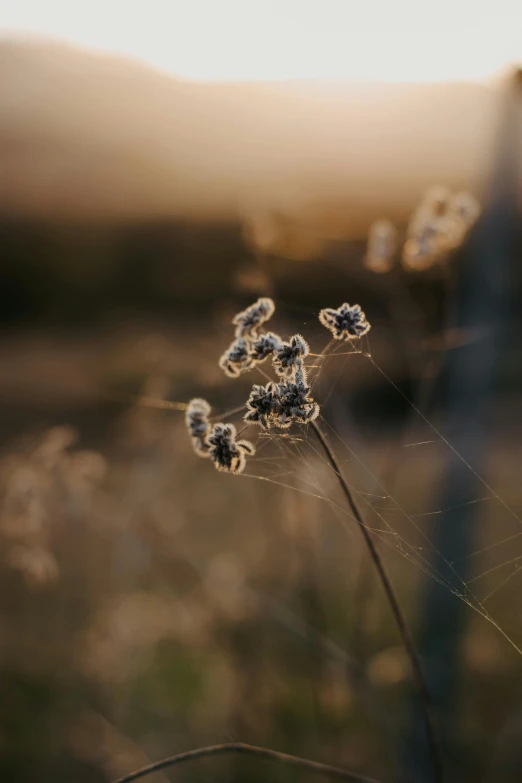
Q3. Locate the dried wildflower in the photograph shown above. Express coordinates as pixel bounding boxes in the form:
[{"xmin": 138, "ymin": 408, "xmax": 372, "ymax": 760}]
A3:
[
  {"xmin": 429, "ymin": 191, "xmax": 480, "ymax": 255},
  {"xmin": 244, "ymin": 367, "xmax": 319, "ymax": 431},
  {"xmin": 207, "ymin": 423, "xmax": 255, "ymax": 474},
  {"xmin": 219, "ymin": 337, "xmax": 255, "ymax": 378},
  {"xmin": 403, "ymin": 187, "xmax": 480, "ymax": 272},
  {"xmin": 244, "ymin": 382, "xmax": 281, "ymax": 429},
  {"xmin": 274, "ymin": 367, "xmax": 320, "ymax": 428},
  {"xmin": 249, "ymin": 332, "xmax": 282, "ymax": 363},
  {"xmin": 186, "ymin": 398, "xmax": 211, "ymax": 457},
  {"xmin": 402, "ymin": 220, "xmax": 441, "ymax": 271},
  {"xmin": 273, "ymin": 334, "xmax": 309, "ymax": 377},
  {"xmin": 449, "ymin": 191, "xmax": 481, "ymax": 227},
  {"xmin": 402, "ymin": 186, "xmax": 452, "ymax": 271},
  {"xmin": 185, "ymin": 398, "xmax": 211, "ymax": 438},
  {"xmin": 319, "ymin": 303, "xmax": 371, "ymax": 340},
  {"xmin": 233, "ymin": 297, "xmax": 275, "ymax": 338},
  {"xmin": 422, "ymin": 186, "xmax": 452, "ymax": 217},
  {"xmin": 364, "ymin": 219, "xmax": 397, "ymax": 274}
]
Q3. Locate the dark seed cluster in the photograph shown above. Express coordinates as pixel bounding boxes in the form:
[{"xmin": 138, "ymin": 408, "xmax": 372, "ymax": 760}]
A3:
[
  {"xmin": 233, "ymin": 297, "xmax": 275, "ymax": 339},
  {"xmin": 186, "ymin": 398, "xmax": 211, "ymax": 457},
  {"xmin": 244, "ymin": 382, "xmax": 280, "ymax": 429},
  {"xmin": 273, "ymin": 334, "xmax": 309, "ymax": 378},
  {"xmin": 219, "ymin": 337, "xmax": 255, "ymax": 378},
  {"xmin": 274, "ymin": 367, "xmax": 320, "ymax": 428},
  {"xmin": 245, "ymin": 367, "xmax": 319, "ymax": 430},
  {"xmin": 186, "ymin": 400, "xmax": 255, "ymax": 473},
  {"xmin": 188, "ymin": 296, "xmax": 370, "ymax": 473},
  {"xmin": 319, "ymin": 303, "xmax": 371, "ymax": 340},
  {"xmin": 219, "ymin": 298, "xmax": 279, "ymax": 378},
  {"xmin": 207, "ymin": 423, "xmax": 255, "ymax": 474},
  {"xmin": 249, "ymin": 332, "xmax": 282, "ymax": 363}
]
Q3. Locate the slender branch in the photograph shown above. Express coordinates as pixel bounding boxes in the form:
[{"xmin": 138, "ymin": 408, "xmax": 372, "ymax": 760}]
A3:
[
  {"xmin": 112, "ymin": 741, "xmax": 384, "ymax": 783},
  {"xmin": 310, "ymin": 419, "xmax": 443, "ymax": 783}
]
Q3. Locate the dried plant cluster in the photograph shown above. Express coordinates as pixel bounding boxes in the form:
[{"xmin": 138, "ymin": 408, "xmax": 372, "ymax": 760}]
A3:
[
  {"xmin": 184, "ymin": 297, "xmax": 446, "ymax": 782},
  {"xmin": 318, "ymin": 303, "xmax": 371, "ymax": 340},
  {"xmin": 364, "ymin": 187, "xmax": 480, "ymax": 274},
  {"xmin": 0, "ymin": 426, "xmax": 106, "ymax": 588},
  {"xmin": 187, "ymin": 298, "xmax": 370, "ymax": 474},
  {"xmin": 185, "ymin": 398, "xmax": 212, "ymax": 456},
  {"xmin": 364, "ymin": 219, "xmax": 398, "ymax": 274}
]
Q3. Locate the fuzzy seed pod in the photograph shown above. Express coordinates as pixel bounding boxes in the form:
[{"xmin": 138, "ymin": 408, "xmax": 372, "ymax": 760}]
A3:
[
  {"xmin": 244, "ymin": 382, "xmax": 281, "ymax": 429},
  {"xmin": 186, "ymin": 398, "xmax": 212, "ymax": 457},
  {"xmin": 319, "ymin": 303, "xmax": 371, "ymax": 340},
  {"xmin": 207, "ymin": 422, "xmax": 255, "ymax": 474},
  {"xmin": 273, "ymin": 334, "xmax": 309, "ymax": 378},
  {"xmin": 273, "ymin": 367, "xmax": 320, "ymax": 428},
  {"xmin": 219, "ymin": 337, "xmax": 255, "ymax": 378},
  {"xmin": 249, "ymin": 332, "xmax": 282, "ymax": 363},
  {"xmin": 233, "ymin": 297, "xmax": 275, "ymax": 338}
]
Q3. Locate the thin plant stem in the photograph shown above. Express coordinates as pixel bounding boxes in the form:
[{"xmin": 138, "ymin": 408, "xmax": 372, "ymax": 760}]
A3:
[
  {"xmin": 112, "ymin": 741, "xmax": 384, "ymax": 783},
  {"xmin": 310, "ymin": 419, "xmax": 443, "ymax": 783}
]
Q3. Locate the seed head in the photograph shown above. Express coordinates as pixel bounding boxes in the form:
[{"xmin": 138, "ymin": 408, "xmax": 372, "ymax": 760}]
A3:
[
  {"xmin": 402, "ymin": 187, "xmax": 480, "ymax": 272},
  {"xmin": 244, "ymin": 382, "xmax": 280, "ymax": 429},
  {"xmin": 207, "ymin": 422, "xmax": 255, "ymax": 474},
  {"xmin": 273, "ymin": 334, "xmax": 309, "ymax": 377},
  {"xmin": 233, "ymin": 297, "xmax": 275, "ymax": 338},
  {"xmin": 364, "ymin": 219, "xmax": 397, "ymax": 274},
  {"xmin": 402, "ymin": 187, "xmax": 451, "ymax": 271},
  {"xmin": 186, "ymin": 398, "xmax": 211, "ymax": 456},
  {"xmin": 249, "ymin": 332, "xmax": 282, "ymax": 363},
  {"xmin": 274, "ymin": 366, "xmax": 320, "ymax": 428},
  {"xmin": 319, "ymin": 303, "xmax": 371, "ymax": 340},
  {"xmin": 186, "ymin": 398, "xmax": 211, "ymax": 438},
  {"xmin": 449, "ymin": 191, "xmax": 480, "ymax": 227},
  {"xmin": 402, "ymin": 220, "xmax": 441, "ymax": 271},
  {"xmin": 219, "ymin": 337, "xmax": 255, "ymax": 378}
]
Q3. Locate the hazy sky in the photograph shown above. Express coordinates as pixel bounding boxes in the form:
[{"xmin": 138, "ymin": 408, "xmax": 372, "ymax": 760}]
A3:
[{"xmin": 2, "ymin": 0, "xmax": 521, "ymax": 82}]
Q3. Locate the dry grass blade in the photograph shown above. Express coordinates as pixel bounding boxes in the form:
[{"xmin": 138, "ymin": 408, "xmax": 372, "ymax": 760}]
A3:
[{"xmin": 112, "ymin": 741, "xmax": 384, "ymax": 783}]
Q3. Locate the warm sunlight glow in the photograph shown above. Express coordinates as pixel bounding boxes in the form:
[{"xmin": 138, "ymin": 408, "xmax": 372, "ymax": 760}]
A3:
[{"xmin": 2, "ymin": 0, "xmax": 522, "ymax": 83}]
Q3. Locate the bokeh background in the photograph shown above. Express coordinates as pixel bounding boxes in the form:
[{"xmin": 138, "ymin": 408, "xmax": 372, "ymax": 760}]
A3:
[{"xmin": 1, "ymin": 3, "xmax": 522, "ymax": 782}]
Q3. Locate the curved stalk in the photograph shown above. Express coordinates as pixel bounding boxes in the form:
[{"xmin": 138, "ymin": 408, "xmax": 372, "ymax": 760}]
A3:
[
  {"xmin": 112, "ymin": 741, "xmax": 384, "ymax": 783},
  {"xmin": 310, "ymin": 419, "xmax": 443, "ymax": 783}
]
